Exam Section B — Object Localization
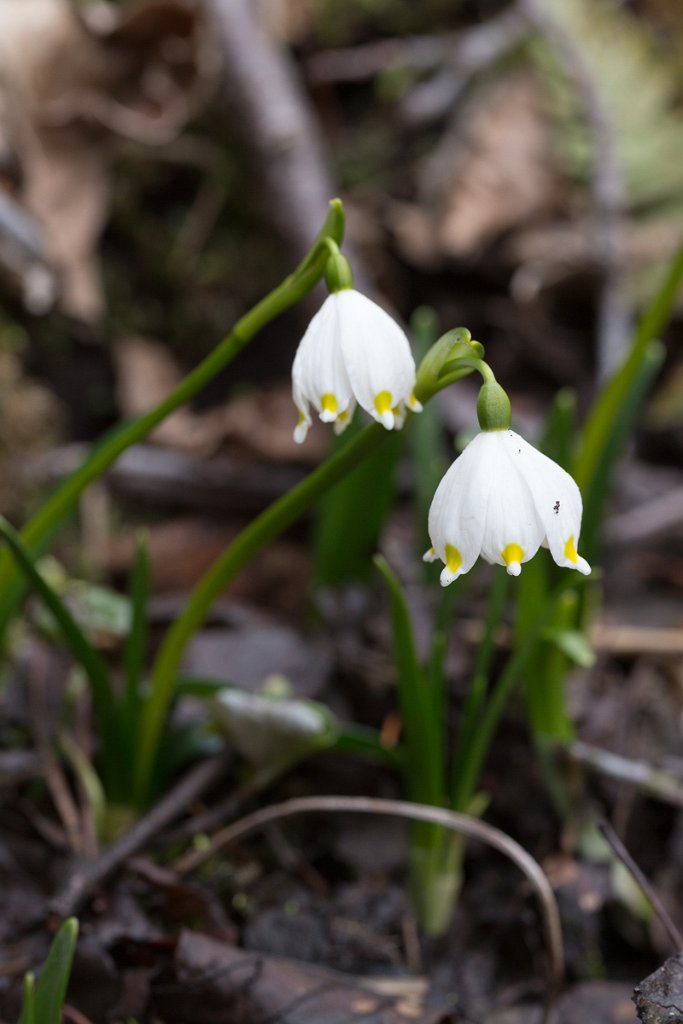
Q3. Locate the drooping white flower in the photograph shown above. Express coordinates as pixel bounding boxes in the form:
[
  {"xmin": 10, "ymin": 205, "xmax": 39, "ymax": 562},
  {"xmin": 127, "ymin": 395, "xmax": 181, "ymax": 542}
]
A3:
[
  {"xmin": 424, "ymin": 429, "xmax": 591, "ymax": 585},
  {"xmin": 292, "ymin": 289, "xmax": 421, "ymax": 443}
]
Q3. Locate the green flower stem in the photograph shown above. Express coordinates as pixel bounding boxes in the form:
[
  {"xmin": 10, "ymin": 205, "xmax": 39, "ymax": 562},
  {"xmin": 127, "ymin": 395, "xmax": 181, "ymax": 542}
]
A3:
[
  {"xmin": 0, "ymin": 201, "xmax": 346, "ymax": 632},
  {"xmin": 450, "ymin": 576, "xmax": 585, "ymax": 814},
  {"xmin": 134, "ymin": 421, "xmax": 391, "ymax": 806},
  {"xmin": 450, "ymin": 566, "xmax": 511, "ymax": 809}
]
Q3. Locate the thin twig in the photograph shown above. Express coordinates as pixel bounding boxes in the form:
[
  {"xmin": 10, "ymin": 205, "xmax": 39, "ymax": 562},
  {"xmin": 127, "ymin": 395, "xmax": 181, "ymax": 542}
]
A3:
[
  {"xmin": 207, "ymin": 0, "xmax": 370, "ymax": 296},
  {"xmin": 566, "ymin": 741, "xmax": 683, "ymax": 807},
  {"xmin": 50, "ymin": 750, "xmax": 232, "ymax": 918},
  {"xmin": 28, "ymin": 647, "xmax": 85, "ymax": 857},
  {"xmin": 520, "ymin": 0, "xmax": 630, "ymax": 379},
  {"xmin": 174, "ymin": 794, "xmax": 564, "ymax": 1023},
  {"xmin": 305, "ymin": 6, "xmax": 527, "ymax": 86},
  {"xmin": 599, "ymin": 817, "xmax": 683, "ymax": 953},
  {"xmin": 162, "ymin": 760, "xmax": 294, "ymax": 845},
  {"xmin": 63, "ymin": 1007, "xmax": 95, "ymax": 1024}
]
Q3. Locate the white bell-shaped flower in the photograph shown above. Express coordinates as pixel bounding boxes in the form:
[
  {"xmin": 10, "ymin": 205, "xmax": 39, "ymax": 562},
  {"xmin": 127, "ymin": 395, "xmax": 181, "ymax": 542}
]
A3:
[
  {"xmin": 424, "ymin": 429, "xmax": 591, "ymax": 585},
  {"xmin": 292, "ymin": 289, "xmax": 421, "ymax": 443}
]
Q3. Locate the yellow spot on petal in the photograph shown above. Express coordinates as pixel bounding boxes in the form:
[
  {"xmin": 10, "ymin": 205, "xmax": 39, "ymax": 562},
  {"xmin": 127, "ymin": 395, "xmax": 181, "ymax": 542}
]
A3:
[
  {"xmin": 321, "ymin": 393, "xmax": 338, "ymax": 415},
  {"xmin": 564, "ymin": 535, "xmax": 578, "ymax": 564},
  {"xmin": 297, "ymin": 409, "xmax": 305, "ymax": 426},
  {"xmin": 502, "ymin": 543, "xmax": 524, "ymax": 568},
  {"xmin": 374, "ymin": 391, "xmax": 392, "ymax": 416},
  {"xmin": 445, "ymin": 544, "xmax": 462, "ymax": 574}
]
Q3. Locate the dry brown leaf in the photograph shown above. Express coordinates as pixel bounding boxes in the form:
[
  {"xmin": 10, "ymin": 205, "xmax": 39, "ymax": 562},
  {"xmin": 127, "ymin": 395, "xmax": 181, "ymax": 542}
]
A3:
[
  {"xmin": 152, "ymin": 930, "xmax": 453, "ymax": 1024},
  {"xmin": 114, "ymin": 335, "xmax": 227, "ymax": 455},
  {"xmin": 0, "ymin": 0, "xmax": 216, "ymax": 322},
  {"xmin": 422, "ymin": 73, "xmax": 560, "ymax": 259},
  {"xmin": 257, "ymin": 0, "xmax": 318, "ymax": 44},
  {"xmin": 114, "ymin": 334, "xmax": 329, "ymax": 461}
]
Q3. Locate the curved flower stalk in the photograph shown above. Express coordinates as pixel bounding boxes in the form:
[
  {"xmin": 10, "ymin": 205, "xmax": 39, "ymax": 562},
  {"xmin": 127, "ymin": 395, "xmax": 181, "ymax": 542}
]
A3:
[
  {"xmin": 292, "ymin": 254, "xmax": 421, "ymax": 441},
  {"xmin": 425, "ymin": 380, "xmax": 591, "ymax": 585}
]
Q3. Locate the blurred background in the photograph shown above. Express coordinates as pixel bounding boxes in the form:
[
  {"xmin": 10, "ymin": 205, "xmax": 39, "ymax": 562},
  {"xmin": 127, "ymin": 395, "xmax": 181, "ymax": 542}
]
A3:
[
  {"xmin": 2, "ymin": 2, "xmax": 683, "ymax": 1018},
  {"xmin": 0, "ymin": 0, "xmax": 682, "ymax": 603}
]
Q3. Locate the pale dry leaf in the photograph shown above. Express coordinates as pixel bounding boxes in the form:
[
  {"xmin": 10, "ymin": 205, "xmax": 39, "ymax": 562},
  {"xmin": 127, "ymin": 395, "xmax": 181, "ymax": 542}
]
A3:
[
  {"xmin": 0, "ymin": 0, "xmax": 215, "ymax": 322},
  {"xmin": 257, "ymin": 0, "xmax": 317, "ymax": 44},
  {"xmin": 114, "ymin": 335, "xmax": 327, "ymax": 461},
  {"xmin": 114, "ymin": 335, "xmax": 227, "ymax": 455},
  {"xmin": 422, "ymin": 73, "xmax": 561, "ymax": 258}
]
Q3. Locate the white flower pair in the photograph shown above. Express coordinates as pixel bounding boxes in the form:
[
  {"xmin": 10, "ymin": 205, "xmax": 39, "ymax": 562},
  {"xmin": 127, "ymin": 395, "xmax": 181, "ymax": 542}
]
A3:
[
  {"xmin": 291, "ymin": 288, "xmax": 421, "ymax": 444},
  {"xmin": 291, "ymin": 276, "xmax": 591, "ymax": 583},
  {"xmin": 424, "ymin": 429, "xmax": 592, "ymax": 584}
]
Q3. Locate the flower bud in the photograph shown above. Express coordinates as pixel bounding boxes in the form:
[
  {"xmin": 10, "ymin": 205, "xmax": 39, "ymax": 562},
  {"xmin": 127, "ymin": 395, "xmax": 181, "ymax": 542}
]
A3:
[
  {"xmin": 477, "ymin": 380, "xmax": 511, "ymax": 431},
  {"xmin": 324, "ymin": 251, "xmax": 354, "ymax": 293}
]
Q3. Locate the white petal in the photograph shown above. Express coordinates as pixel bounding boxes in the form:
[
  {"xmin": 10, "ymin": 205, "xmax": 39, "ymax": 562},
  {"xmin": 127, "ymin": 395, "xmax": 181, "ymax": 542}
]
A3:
[
  {"xmin": 332, "ymin": 399, "xmax": 356, "ymax": 435},
  {"xmin": 504, "ymin": 431, "xmax": 591, "ymax": 575},
  {"xmin": 291, "ymin": 294, "xmax": 354, "ymax": 427},
  {"xmin": 292, "ymin": 370, "xmax": 313, "ymax": 444},
  {"xmin": 475, "ymin": 432, "xmax": 545, "ymax": 571},
  {"xmin": 427, "ymin": 433, "xmax": 494, "ymax": 583},
  {"xmin": 335, "ymin": 290, "xmax": 417, "ymax": 426}
]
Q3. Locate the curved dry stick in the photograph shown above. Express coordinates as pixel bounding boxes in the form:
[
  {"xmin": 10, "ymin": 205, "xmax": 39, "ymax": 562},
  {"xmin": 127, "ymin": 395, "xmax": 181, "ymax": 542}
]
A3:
[{"xmin": 175, "ymin": 794, "xmax": 564, "ymax": 1022}]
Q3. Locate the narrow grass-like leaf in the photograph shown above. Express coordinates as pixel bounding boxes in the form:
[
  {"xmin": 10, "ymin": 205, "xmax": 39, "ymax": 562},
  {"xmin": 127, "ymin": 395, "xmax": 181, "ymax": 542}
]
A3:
[
  {"xmin": 450, "ymin": 567, "xmax": 510, "ymax": 810},
  {"xmin": 576, "ymin": 241, "xmax": 683, "ymax": 497},
  {"xmin": 580, "ymin": 341, "xmax": 665, "ymax": 560},
  {"xmin": 18, "ymin": 972, "xmax": 35, "ymax": 1024},
  {"xmin": 374, "ymin": 555, "xmax": 443, "ymax": 807},
  {"xmin": 0, "ymin": 518, "xmax": 123, "ymax": 788},
  {"xmin": 540, "ymin": 388, "xmax": 577, "ymax": 471},
  {"xmin": 451, "ymin": 575, "xmax": 588, "ymax": 813},
  {"xmin": 530, "ymin": 588, "xmax": 583, "ymax": 743},
  {"xmin": 59, "ymin": 733, "xmax": 107, "ymax": 838},
  {"xmin": 123, "ymin": 532, "xmax": 151, "ymax": 748},
  {"xmin": 542, "ymin": 626, "xmax": 596, "ymax": 669},
  {"xmin": 314, "ymin": 421, "xmax": 401, "ymax": 585},
  {"xmin": 174, "ymin": 676, "xmax": 235, "ymax": 699},
  {"xmin": 333, "ymin": 724, "xmax": 403, "ymax": 768},
  {"xmin": 33, "ymin": 917, "xmax": 78, "ymax": 1024}
]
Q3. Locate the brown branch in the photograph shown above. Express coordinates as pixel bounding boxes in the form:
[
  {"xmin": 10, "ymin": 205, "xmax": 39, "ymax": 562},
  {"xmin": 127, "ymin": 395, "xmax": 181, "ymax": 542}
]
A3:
[
  {"xmin": 205, "ymin": 0, "xmax": 371, "ymax": 294},
  {"xmin": 173, "ymin": 793, "xmax": 564, "ymax": 1023},
  {"xmin": 27, "ymin": 646, "xmax": 85, "ymax": 857},
  {"xmin": 599, "ymin": 817, "xmax": 683, "ymax": 953},
  {"xmin": 50, "ymin": 750, "xmax": 232, "ymax": 919},
  {"xmin": 305, "ymin": 7, "xmax": 528, "ymax": 85},
  {"xmin": 563, "ymin": 741, "xmax": 683, "ymax": 807},
  {"xmin": 519, "ymin": 0, "xmax": 630, "ymax": 379}
]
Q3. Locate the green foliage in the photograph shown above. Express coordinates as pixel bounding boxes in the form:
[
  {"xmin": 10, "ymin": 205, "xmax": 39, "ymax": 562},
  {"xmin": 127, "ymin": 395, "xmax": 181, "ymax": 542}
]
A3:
[
  {"xmin": 407, "ymin": 308, "xmax": 449, "ymax": 545},
  {"xmin": 535, "ymin": 0, "xmax": 683, "ymax": 213},
  {"xmin": 18, "ymin": 918, "xmax": 79, "ymax": 1024},
  {"xmin": 575, "ymin": 241, "xmax": 683, "ymax": 558},
  {"xmin": 314, "ymin": 418, "xmax": 401, "ymax": 585},
  {"xmin": 0, "ymin": 200, "xmax": 347, "ymax": 646}
]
